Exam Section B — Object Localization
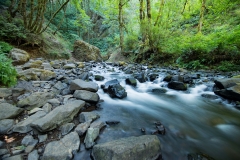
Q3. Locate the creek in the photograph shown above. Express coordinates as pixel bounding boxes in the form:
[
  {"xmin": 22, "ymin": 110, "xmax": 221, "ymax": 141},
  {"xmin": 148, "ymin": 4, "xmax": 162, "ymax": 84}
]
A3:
[{"xmin": 74, "ymin": 64, "xmax": 240, "ymax": 160}]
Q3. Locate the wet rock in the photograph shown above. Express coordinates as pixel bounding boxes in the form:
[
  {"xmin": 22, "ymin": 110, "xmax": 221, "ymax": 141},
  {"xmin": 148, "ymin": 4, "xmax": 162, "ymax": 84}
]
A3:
[
  {"xmin": 75, "ymin": 121, "xmax": 91, "ymax": 136},
  {"xmin": 134, "ymin": 72, "xmax": 147, "ymax": 83},
  {"xmin": 9, "ymin": 48, "xmax": 30, "ymax": 65},
  {"xmin": 13, "ymin": 111, "xmax": 46, "ymax": 133},
  {"xmin": 17, "ymin": 92, "xmax": 54, "ymax": 110},
  {"xmin": 79, "ymin": 112, "xmax": 100, "ymax": 123},
  {"xmin": 72, "ymin": 40, "xmax": 102, "ymax": 62},
  {"xmin": 90, "ymin": 121, "xmax": 106, "ymax": 130},
  {"xmin": 101, "ymin": 79, "xmax": 119, "ymax": 91},
  {"xmin": 168, "ymin": 81, "xmax": 187, "ymax": 91},
  {"xmin": 70, "ymin": 79, "xmax": 99, "ymax": 92},
  {"xmin": 0, "ymin": 88, "xmax": 12, "ymax": 98},
  {"xmin": 60, "ymin": 123, "xmax": 75, "ymax": 136},
  {"xmin": 92, "ymin": 135, "xmax": 161, "ymax": 160},
  {"xmin": 2, "ymin": 155, "xmax": 23, "ymax": 160},
  {"xmin": 214, "ymin": 78, "xmax": 240, "ymax": 89},
  {"xmin": 31, "ymin": 100, "xmax": 85, "ymax": 132},
  {"xmin": 106, "ymin": 121, "xmax": 120, "ymax": 125},
  {"xmin": 163, "ymin": 75, "xmax": 172, "ymax": 82},
  {"xmin": 201, "ymin": 94, "xmax": 219, "ymax": 99},
  {"xmin": 214, "ymin": 85, "xmax": 240, "ymax": 101},
  {"xmin": 42, "ymin": 132, "xmax": 80, "ymax": 160},
  {"xmin": 156, "ymin": 125, "xmax": 166, "ymax": 135},
  {"xmin": 78, "ymin": 72, "xmax": 89, "ymax": 80},
  {"xmin": 126, "ymin": 78, "xmax": 137, "ymax": 87},
  {"xmin": 74, "ymin": 90, "xmax": 99, "ymax": 103},
  {"xmin": 0, "ymin": 103, "xmax": 23, "ymax": 120},
  {"xmin": 84, "ymin": 128, "xmax": 99, "ymax": 149},
  {"xmin": 171, "ymin": 75, "xmax": 184, "ymax": 82},
  {"xmin": 149, "ymin": 73, "xmax": 159, "ymax": 81},
  {"xmin": 107, "ymin": 83, "xmax": 127, "ymax": 99},
  {"xmin": 95, "ymin": 75, "xmax": 105, "ymax": 81},
  {"xmin": 28, "ymin": 150, "xmax": 39, "ymax": 160},
  {"xmin": 63, "ymin": 63, "xmax": 76, "ymax": 69},
  {"xmin": 0, "ymin": 119, "xmax": 15, "ymax": 134},
  {"xmin": 152, "ymin": 88, "xmax": 167, "ymax": 94}
]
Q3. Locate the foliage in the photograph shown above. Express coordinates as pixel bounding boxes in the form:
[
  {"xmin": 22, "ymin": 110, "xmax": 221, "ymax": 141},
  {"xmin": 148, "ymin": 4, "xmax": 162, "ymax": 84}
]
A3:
[
  {"xmin": 217, "ymin": 61, "xmax": 239, "ymax": 72},
  {"xmin": 0, "ymin": 53, "xmax": 17, "ymax": 87},
  {"xmin": 0, "ymin": 41, "xmax": 13, "ymax": 54}
]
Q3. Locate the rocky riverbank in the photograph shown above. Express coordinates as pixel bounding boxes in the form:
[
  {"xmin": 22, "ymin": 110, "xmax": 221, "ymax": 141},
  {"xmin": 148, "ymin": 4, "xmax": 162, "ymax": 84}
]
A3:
[{"xmin": 0, "ymin": 51, "xmax": 240, "ymax": 160}]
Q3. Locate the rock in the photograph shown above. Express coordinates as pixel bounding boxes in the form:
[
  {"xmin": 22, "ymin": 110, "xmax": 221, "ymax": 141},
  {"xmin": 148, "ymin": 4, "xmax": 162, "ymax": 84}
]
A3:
[
  {"xmin": 9, "ymin": 48, "xmax": 30, "ymax": 65},
  {"xmin": 13, "ymin": 111, "xmax": 46, "ymax": 133},
  {"xmin": 47, "ymin": 99, "xmax": 61, "ymax": 107},
  {"xmin": 31, "ymin": 100, "xmax": 85, "ymax": 132},
  {"xmin": 53, "ymin": 81, "xmax": 67, "ymax": 90},
  {"xmin": 42, "ymin": 62, "xmax": 53, "ymax": 70},
  {"xmin": 168, "ymin": 81, "xmax": 187, "ymax": 91},
  {"xmin": 90, "ymin": 121, "xmax": 106, "ymax": 130},
  {"xmin": 17, "ymin": 92, "xmax": 54, "ymax": 110},
  {"xmin": 214, "ymin": 84, "xmax": 240, "ymax": 101},
  {"xmin": 17, "ymin": 68, "xmax": 39, "ymax": 81},
  {"xmin": 75, "ymin": 121, "xmax": 91, "ymax": 136},
  {"xmin": 40, "ymin": 70, "xmax": 56, "ymax": 81},
  {"xmin": 78, "ymin": 72, "xmax": 89, "ymax": 80},
  {"xmin": 28, "ymin": 108, "xmax": 44, "ymax": 115},
  {"xmin": 60, "ymin": 123, "xmax": 75, "ymax": 136},
  {"xmin": 101, "ymin": 79, "xmax": 119, "ymax": 92},
  {"xmin": 22, "ymin": 135, "xmax": 38, "ymax": 146},
  {"xmin": 0, "ymin": 88, "xmax": 12, "ymax": 98},
  {"xmin": 134, "ymin": 72, "xmax": 147, "ymax": 83},
  {"xmin": 107, "ymin": 84, "xmax": 127, "ymax": 99},
  {"xmin": 70, "ymin": 79, "xmax": 99, "ymax": 92},
  {"xmin": 0, "ymin": 141, "xmax": 4, "ymax": 148},
  {"xmin": 0, "ymin": 149, "xmax": 8, "ymax": 156},
  {"xmin": 201, "ymin": 94, "xmax": 219, "ymax": 99},
  {"xmin": 72, "ymin": 40, "xmax": 102, "ymax": 62},
  {"xmin": 0, "ymin": 103, "xmax": 23, "ymax": 120},
  {"xmin": 92, "ymin": 135, "xmax": 161, "ymax": 160},
  {"xmin": 0, "ymin": 119, "xmax": 15, "ymax": 134},
  {"xmin": 73, "ymin": 90, "xmax": 99, "ymax": 103},
  {"xmin": 125, "ymin": 78, "xmax": 137, "ymax": 87},
  {"xmin": 214, "ymin": 78, "xmax": 240, "ymax": 89},
  {"xmin": 152, "ymin": 88, "xmax": 167, "ymax": 94},
  {"xmin": 171, "ymin": 75, "xmax": 184, "ymax": 82},
  {"xmin": 28, "ymin": 150, "xmax": 39, "ymax": 160},
  {"xmin": 94, "ymin": 75, "xmax": 105, "ymax": 81},
  {"xmin": 2, "ymin": 155, "xmax": 23, "ymax": 160},
  {"xmin": 79, "ymin": 112, "xmax": 100, "ymax": 123},
  {"xmin": 42, "ymin": 132, "xmax": 80, "ymax": 160},
  {"xmin": 38, "ymin": 134, "xmax": 48, "ymax": 143},
  {"xmin": 42, "ymin": 103, "xmax": 52, "ymax": 113},
  {"xmin": 84, "ymin": 128, "xmax": 99, "ymax": 149},
  {"xmin": 23, "ymin": 60, "xmax": 43, "ymax": 69},
  {"xmin": 106, "ymin": 121, "xmax": 120, "ymax": 125},
  {"xmin": 63, "ymin": 63, "xmax": 76, "ymax": 69},
  {"xmin": 149, "ymin": 74, "xmax": 159, "ymax": 81},
  {"xmin": 163, "ymin": 75, "xmax": 172, "ymax": 82}
]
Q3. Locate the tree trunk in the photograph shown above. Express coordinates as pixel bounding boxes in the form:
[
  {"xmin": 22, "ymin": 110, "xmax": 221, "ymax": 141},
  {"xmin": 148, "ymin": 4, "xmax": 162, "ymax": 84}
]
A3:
[
  {"xmin": 119, "ymin": 0, "xmax": 124, "ymax": 53},
  {"xmin": 181, "ymin": 0, "xmax": 188, "ymax": 14},
  {"xmin": 198, "ymin": 0, "xmax": 206, "ymax": 33},
  {"xmin": 154, "ymin": 0, "xmax": 164, "ymax": 26}
]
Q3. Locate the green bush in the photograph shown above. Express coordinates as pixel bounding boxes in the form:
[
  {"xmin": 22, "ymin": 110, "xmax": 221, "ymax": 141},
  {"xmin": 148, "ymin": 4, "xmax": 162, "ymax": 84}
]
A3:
[
  {"xmin": 0, "ymin": 41, "xmax": 13, "ymax": 54},
  {"xmin": 217, "ymin": 61, "xmax": 239, "ymax": 72},
  {"xmin": 0, "ymin": 53, "xmax": 17, "ymax": 87}
]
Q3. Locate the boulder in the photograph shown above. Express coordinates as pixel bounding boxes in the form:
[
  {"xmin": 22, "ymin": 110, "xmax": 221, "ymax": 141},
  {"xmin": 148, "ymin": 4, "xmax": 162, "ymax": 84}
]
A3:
[
  {"xmin": 63, "ymin": 63, "xmax": 76, "ymax": 69},
  {"xmin": 168, "ymin": 81, "xmax": 187, "ymax": 91},
  {"xmin": 22, "ymin": 60, "xmax": 43, "ymax": 69},
  {"xmin": 84, "ymin": 128, "xmax": 99, "ymax": 149},
  {"xmin": 163, "ymin": 75, "xmax": 172, "ymax": 82},
  {"xmin": 107, "ymin": 84, "xmax": 127, "ymax": 99},
  {"xmin": 9, "ymin": 48, "xmax": 30, "ymax": 65},
  {"xmin": 101, "ymin": 79, "xmax": 119, "ymax": 92},
  {"xmin": 73, "ymin": 90, "xmax": 99, "ymax": 103},
  {"xmin": 70, "ymin": 79, "xmax": 99, "ymax": 92},
  {"xmin": 152, "ymin": 88, "xmax": 167, "ymax": 94},
  {"xmin": 134, "ymin": 72, "xmax": 147, "ymax": 83},
  {"xmin": 72, "ymin": 40, "xmax": 102, "ymax": 62},
  {"xmin": 0, "ymin": 103, "xmax": 23, "ymax": 120},
  {"xmin": 79, "ymin": 112, "xmax": 100, "ymax": 123},
  {"xmin": 126, "ymin": 78, "xmax": 137, "ymax": 87},
  {"xmin": 90, "ymin": 121, "xmax": 106, "ymax": 130},
  {"xmin": 0, "ymin": 119, "xmax": 15, "ymax": 134},
  {"xmin": 42, "ymin": 132, "xmax": 80, "ymax": 160},
  {"xmin": 92, "ymin": 135, "xmax": 161, "ymax": 160},
  {"xmin": 17, "ymin": 68, "xmax": 56, "ymax": 81},
  {"xmin": 59, "ymin": 123, "xmax": 75, "ymax": 136},
  {"xmin": 40, "ymin": 70, "xmax": 56, "ymax": 81},
  {"xmin": 0, "ymin": 88, "xmax": 12, "ymax": 98},
  {"xmin": 17, "ymin": 92, "xmax": 54, "ymax": 110},
  {"xmin": 214, "ymin": 78, "xmax": 240, "ymax": 89},
  {"xmin": 214, "ymin": 84, "xmax": 240, "ymax": 101},
  {"xmin": 13, "ymin": 111, "xmax": 46, "ymax": 133},
  {"xmin": 31, "ymin": 100, "xmax": 85, "ymax": 132},
  {"xmin": 149, "ymin": 74, "xmax": 159, "ymax": 82},
  {"xmin": 94, "ymin": 75, "xmax": 105, "ymax": 81},
  {"xmin": 75, "ymin": 121, "xmax": 91, "ymax": 136}
]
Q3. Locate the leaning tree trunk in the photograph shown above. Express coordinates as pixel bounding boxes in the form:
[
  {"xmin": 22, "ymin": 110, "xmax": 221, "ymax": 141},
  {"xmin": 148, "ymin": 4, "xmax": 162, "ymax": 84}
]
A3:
[
  {"xmin": 198, "ymin": 0, "xmax": 206, "ymax": 33},
  {"xmin": 119, "ymin": 0, "xmax": 124, "ymax": 53}
]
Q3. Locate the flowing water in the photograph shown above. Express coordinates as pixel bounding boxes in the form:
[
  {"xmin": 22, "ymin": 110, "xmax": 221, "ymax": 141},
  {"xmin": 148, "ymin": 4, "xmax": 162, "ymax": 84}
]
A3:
[{"xmin": 75, "ymin": 64, "xmax": 240, "ymax": 160}]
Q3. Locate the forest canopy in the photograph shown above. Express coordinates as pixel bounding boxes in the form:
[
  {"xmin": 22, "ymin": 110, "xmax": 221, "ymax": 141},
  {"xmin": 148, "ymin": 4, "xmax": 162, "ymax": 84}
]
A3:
[{"xmin": 0, "ymin": 0, "xmax": 239, "ymax": 71}]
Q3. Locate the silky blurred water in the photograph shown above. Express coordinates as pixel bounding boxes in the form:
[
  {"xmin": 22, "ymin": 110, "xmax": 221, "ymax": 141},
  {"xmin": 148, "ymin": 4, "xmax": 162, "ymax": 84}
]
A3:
[{"xmin": 74, "ymin": 64, "xmax": 240, "ymax": 160}]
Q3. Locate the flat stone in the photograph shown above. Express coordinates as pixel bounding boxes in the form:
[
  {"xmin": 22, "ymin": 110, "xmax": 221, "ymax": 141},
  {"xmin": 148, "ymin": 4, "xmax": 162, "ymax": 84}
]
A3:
[
  {"xmin": 75, "ymin": 121, "xmax": 91, "ymax": 136},
  {"xmin": 73, "ymin": 90, "xmax": 99, "ymax": 103},
  {"xmin": 0, "ymin": 119, "xmax": 15, "ymax": 134},
  {"xmin": 0, "ymin": 103, "xmax": 23, "ymax": 120},
  {"xmin": 13, "ymin": 111, "xmax": 46, "ymax": 133},
  {"xmin": 60, "ymin": 123, "xmax": 75, "ymax": 136},
  {"xmin": 90, "ymin": 121, "xmax": 106, "ymax": 130},
  {"xmin": 70, "ymin": 79, "xmax": 98, "ymax": 92},
  {"xmin": 214, "ymin": 78, "xmax": 240, "ymax": 89},
  {"xmin": 53, "ymin": 81, "xmax": 67, "ymax": 90},
  {"xmin": 47, "ymin": 99, "xmax": 61, "ymax": 107},
  {"xmin": 79, "ymin": 112, "xmax": 100, "ymax": 123},
  {"xmin": 42, "ymin": 132, "xmax": 80, "ymax": 160},
  {"xmin": 0, "ymin": 88, "xmax": 12, "ymax": 98},
  {"xmin": 38, "ymin": 134, "xmax": 48, "ymax": 143},
  {"xmin": 63, "ymin": 63, "xmax": 76, "ymax": 69},
  {"xmin": 31, "ymin": 100, "xmax": 85, "ymax": 132},
  {"xmin": 84, "ymin": 128, "xmax": 99, "ymax": 149},
  {"xmin": 92, "ymin": 135, "xmax": 161, "ymax": 160}
]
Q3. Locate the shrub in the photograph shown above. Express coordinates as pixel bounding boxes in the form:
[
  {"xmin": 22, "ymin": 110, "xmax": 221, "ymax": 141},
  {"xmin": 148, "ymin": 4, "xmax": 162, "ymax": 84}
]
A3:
[
  {"xmin": 0, "ymin": 53, "xmax": 17, "ymax": 87},
  {"xmin": 0, "ymin": 41, "xmax": 13, "ymax": 54}
]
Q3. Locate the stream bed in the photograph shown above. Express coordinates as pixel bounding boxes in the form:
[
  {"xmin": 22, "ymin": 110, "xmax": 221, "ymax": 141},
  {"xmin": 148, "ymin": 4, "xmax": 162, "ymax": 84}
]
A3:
[{"xmin": 74, "ymin": 64, "xmax": 240, "ymax": 160}]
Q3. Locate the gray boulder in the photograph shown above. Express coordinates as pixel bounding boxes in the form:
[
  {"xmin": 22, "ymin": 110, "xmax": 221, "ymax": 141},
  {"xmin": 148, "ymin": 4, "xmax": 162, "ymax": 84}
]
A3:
[
  {"xmin": 17, "ymin": 92, "xmax": 54, "ymax": 110},
  {"xmin": 9, "ymin": 48, "xmax": 30, "ymax": 65},
  {"xmin": 90, "ymin": 121, "xmax": 106, "ymax": 130},
  {"xmin": 84, "ymin": 128, "xmax": 99, "ymax": 149},
  {"xmin": 42, "ymin": 132, "xmax": 80, "ymax": 160},
  {"xmin": 107, "ymin": 84, "xmax": 127, "ymax": 99},
  {"xmin": 0, "ymin": 103, "xmax": 23, "ymax": 120},
  {"xmin": 75, "ymin": 121, "xmax": 91, "ymax": 136},
  {"xmin": 92, "ymin": 135, "xmax": 161, "ymax": 160},
  {"xmin": 79, "ymin": 112, "xmax": 100, "ymax": 123},
  {"xmin": 73, "ymin": 90, "xmax": 99, "ymax": 103},
  {"xmin": 214, "ymin": 78, "xmax": 240, "ymax": 89},
  {"xmin": 72, "ymin": 40, "xmax": 102, "ymax": 62},
  {"xmin": 70, "ymin": 79, "xmax": 99, "ymax": 92},
  {"xmin": 168, "ymin": 81, "xmax": 187, "ymax": 91},
  {"xmin": 31, "ymin": 100, "xmax": 85, "ymax": 132},
  {"xmin": 0, "ymin": 88, "xmax": 12, "ymax": 98},
  {"xmin": 0, "ymin": 119, "xmax": 15, "ymax": 134},
  {"xmin": 126, "ymin": 78, "xmax": 137, "ymax": 87},
  {"xmin": 214, "ymin": 84, "xmax": 240, "ymax": 101},
  {"xmin": 13, "ymin": 111, "xmax": 46, "ymax": 133},
  {"xmin": 60, "ymin": 123, "xmax": 75, "ymax": 136}
]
